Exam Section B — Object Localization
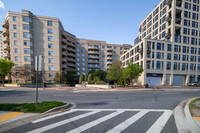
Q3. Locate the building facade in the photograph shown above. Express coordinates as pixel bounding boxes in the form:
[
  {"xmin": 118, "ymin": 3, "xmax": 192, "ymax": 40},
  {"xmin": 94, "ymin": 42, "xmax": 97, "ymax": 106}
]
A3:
[
  {"xmin": 0, "ymin": 30, "xmax": 3, "ymax": 58},
  {"xmin": 76, "ymin": 38, "xmax": 131, "ymax": 75},
  {"xmin": 122, "ymin": 0, "xmax": 200, "ymax": 86},
  {"xmin": 2, "ymin": 10, "xmax": 131, "ymax": 83}
]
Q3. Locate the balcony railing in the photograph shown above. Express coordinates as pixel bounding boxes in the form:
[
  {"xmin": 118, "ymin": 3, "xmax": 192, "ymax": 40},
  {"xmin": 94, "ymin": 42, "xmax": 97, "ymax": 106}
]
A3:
[
  {"xmin": 2, "ymin": 30, "xmax": 9, "ymax": 37},
  {"xmin": 2, "ymin": 37, "xmax": 9, "ymax": 44},
  {"xmin": 3, "ymin": 44, "xmax": 10, "ymax": 51},
  {"xmin": 165, "ymin": 33, "xmax": 171, "ymax": 39},
  {"xmin": 2, "ymin": 20, "xmax": 9, "ymax": 29}
]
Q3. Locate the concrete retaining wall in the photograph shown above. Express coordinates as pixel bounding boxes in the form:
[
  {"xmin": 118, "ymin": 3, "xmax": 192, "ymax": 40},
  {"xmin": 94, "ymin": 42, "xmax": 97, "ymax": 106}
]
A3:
[
  {"xmin": 76, "ymin": 84, "xmax": 111, "ymax": 89},
  {"xmin": 5, "ymin": 84, "xmax": 70, "ymax": 88}
]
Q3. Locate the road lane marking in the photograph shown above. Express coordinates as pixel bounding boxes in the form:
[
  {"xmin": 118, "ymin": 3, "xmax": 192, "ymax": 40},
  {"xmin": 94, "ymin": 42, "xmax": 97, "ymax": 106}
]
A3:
[
  {"xmin": 27, "ymin": 110, "xmax": 101, "ymax": 133},
  {"xmin": 66, "ymin": 110, "xmax": 125, "ymax": 133},
  {"xmin": 32, "ymin": 109, "xmax": 77, "ymax": 123},
  {"xmin": 106, "ymin": 110, "xmax": 149, "ymax": 133},
  {"xmin": 146, "ymin": 110, "xmax": 173, "ymax": 133},
  {"xmin": 0, "ymin": 112, "xmax": 24, "ymax": 123}
]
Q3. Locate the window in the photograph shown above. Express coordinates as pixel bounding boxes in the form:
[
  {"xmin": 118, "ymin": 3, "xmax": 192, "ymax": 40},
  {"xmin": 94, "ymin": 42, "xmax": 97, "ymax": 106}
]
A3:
[
  {"xmin": 49, "ymin": 73, "xmax": 54, "ymax": 77},
  {"xmin": 24, "ymin": 56, "xmax": 31, "ymax": 61},
  {"xmin": 13, "ymin": 16, "xmax": 16, "ymax": 21},
  {"xmin": 114, "ymin": 46, "xmax": 116, "ymax": 49},
  {"xmin": 48, "ymin": 43, "xmax": 53, "ymax": 49},
  {"xmin": 77, "ymin": 63, "xmax": 80, "ymax": 66},
  {"xmin": 24, "ymin": 40, "xmax": 31, "ymax": 46},
  {"xmin": 13, "ymin": 24, "xmax": 17, "ymax": 29},
  {"xmin": 48, "ymin": 58, "xmax": 54, "ymax": 63},
  {"xmin": 167, "ymin": 62, "xmax": 171, "ymax": 70},
  {"xmin": 81, "ymin": 53, "xmax": 85, "ymax": 57},
  {"xmin": 14, "ymin": 41, "xmax": 18, "ymax": 45},
  {"xmin": 102, "ymin": 45, "xmax": 105, "ymax": 49},
  {"xmin": 23, "ymin": 24, "xmax": 31, "ymax": 30},
  {"xmin": 14, "ymin": 33, "xmax": 17, "ymax": 38},
  {"xmin": 48, "ymin": 51, "xmax": 53, "ymax": 56},
  {"xmin": 23, "ymin": 32, "xmax": 32, "ymax": 38},
  {"xmin": 23, "ymin": 16, "xmax": 32, "ymax": 23},
  {"xmin": 81, "ymin": 49, "xmax": 85, "ymax": 52},
  {"xmin": 48, "ymin": 36, "xmax": 53, "ymax": 41},
  {"xmin": 24, "ymin": 48, "xmax": 31, "ymax": 54},
  {"xmin": 47, "ymin": 21, "xmax": 52, "ymax": 26},
  {"xmin": 157, "ymin": 43, "xmax": 161, "ymax": 50},
  {"xmin": 156, "ymin": 52, "xmax": 161, "ymax": 59},
  {"xmin": 167, "ymin": 53, "xmax": 171, "ymax": 60},
  {"xmin": 14, "ymin": 48, "xmax": 18, "ymax": 53},
  {"xmin": 81, "ymin": 44, "xmax": 84, "ymax": 47},
  {"xmin": 167, "ymin": 44, "xmax": 171, "ymax": 51},
  {"xmin": 174, "ymin": 45, "xmax": 178, "ymax": 52},
  {"xmin": 48, "ymin": 28, "xmax": 53, "ymax": 34},
  {"xmin": 156, "ymin": 61, "xmax": 161, "ymax": 69},
  {"xmin": 49, "ymin": 66, "xmax": 54, "ymax": 70},
  {"xmin": 76, "ymin": 44, "xmax": 80, "ymax": 47},
  {"xmin": 76, "ymin": 53, "xmax": 79, "ymax": 56},
  {"xmin": 15, "ymin": 56, "xmax": 18, "ymax": 61}
]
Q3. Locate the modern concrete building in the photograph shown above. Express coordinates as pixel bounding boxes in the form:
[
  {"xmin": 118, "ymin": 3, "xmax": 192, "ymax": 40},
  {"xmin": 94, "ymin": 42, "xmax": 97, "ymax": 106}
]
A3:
[
  {"xmin": 2, "ymin": 10, "xmax": 77, "ymax": 83},
  {"xmin": 0, "ymin": 30, "xmax": 3, "ymax": 58},
  {"xmin": 2, "ymin": 10, "xmax": 131, "ymax": 83},
  {"xmin": 121, "ymin": 0, "xmax": 200, "ymax": 86},
  {"xmin": 76, "ymin": 38, "xmax": 132, "ymax": 75}
]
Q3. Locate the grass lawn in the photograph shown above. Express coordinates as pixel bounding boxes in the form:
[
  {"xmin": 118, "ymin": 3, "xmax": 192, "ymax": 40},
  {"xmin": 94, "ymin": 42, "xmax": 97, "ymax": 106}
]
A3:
[
  {"xmin": 0, "ymin": 101, "xmax": 66, "ymax": 113},
  {"xmin": 189, "ymin": 98, "xmax": 200, "ymax": 116}
]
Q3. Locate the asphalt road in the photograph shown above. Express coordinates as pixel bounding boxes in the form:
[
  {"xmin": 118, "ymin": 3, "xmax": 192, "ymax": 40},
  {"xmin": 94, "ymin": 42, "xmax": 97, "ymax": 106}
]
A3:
[{"xmin": 1, "ymin": 88, "xmax": 200, "ymax": 133}]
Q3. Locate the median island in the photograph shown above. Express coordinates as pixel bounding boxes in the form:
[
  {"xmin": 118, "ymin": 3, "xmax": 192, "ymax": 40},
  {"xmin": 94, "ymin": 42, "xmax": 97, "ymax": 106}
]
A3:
[{"xmin": 0, "ymin": 101, "xmax": 66, "ymax": 113}]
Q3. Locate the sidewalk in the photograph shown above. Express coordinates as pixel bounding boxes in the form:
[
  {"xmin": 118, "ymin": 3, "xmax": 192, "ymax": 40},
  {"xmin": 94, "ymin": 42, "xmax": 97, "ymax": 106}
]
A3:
[{"xmin": 174, "ymin": 98, "xmax": 200, "ymax": 133}]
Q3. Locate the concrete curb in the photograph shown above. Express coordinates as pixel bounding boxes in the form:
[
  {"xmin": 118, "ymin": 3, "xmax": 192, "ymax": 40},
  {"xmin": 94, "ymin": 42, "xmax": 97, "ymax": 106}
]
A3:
[
  {"xmin": 174, "ymin": 98, "xmax": 200, "ymax": 133},
  {"xmin": 0, "ymin": 103, "xmax": 76, "ymax": 133},
  {"xmin": 0, "ymin": 89, "xmax": 16, "ymax": 92}
]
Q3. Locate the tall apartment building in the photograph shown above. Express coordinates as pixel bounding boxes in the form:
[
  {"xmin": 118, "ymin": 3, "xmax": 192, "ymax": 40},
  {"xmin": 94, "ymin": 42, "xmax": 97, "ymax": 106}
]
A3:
[
  {"xmin": 76, "ymin": 38, "xmax": 132, "ymax": 75},
  {"xmin": 0, "ymin": 30, "xmax": 3, "ymax": 58},
  {"xmin": 2, "ymin": 10, "xmax": 132, "ymax": 83},
  {"xmin": 121, "ymin": 0, "xmax": 200, "ymax": 86},
  {"xmin": 2, "ymin": 10, "xmax": 77, "ymax": 83}
]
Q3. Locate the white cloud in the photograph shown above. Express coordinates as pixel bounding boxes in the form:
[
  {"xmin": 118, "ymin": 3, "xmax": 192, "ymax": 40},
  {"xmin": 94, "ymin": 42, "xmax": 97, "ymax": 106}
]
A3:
[{"xmin": 0, "ymin": 0, "xmax": 5, "ymax": 10}]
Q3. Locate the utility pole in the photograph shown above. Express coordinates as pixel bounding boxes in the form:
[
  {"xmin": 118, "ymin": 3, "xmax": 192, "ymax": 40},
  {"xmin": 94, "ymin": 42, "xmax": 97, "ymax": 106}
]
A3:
[{"xmin": 35, "ymin": 55, "xmax": 39, "ymax": 107}]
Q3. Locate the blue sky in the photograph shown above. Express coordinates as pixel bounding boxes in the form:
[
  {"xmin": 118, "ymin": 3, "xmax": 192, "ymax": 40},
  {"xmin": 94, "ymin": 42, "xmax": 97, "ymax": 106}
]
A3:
[{"xmin": 0, "ymin": 0, "xmax": 161, "ymax": 45}]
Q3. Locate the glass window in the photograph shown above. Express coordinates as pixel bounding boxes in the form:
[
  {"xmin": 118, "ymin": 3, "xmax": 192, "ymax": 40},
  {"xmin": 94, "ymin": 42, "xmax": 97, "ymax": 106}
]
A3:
[
  {"xmin": 23, "ymin": 16, "xmax": 32, "ymax": 23},
  {"xmin": 82, "ymin": 58, "xmax": 85, "ymax": 62},
  {"xmin": 157, "ymin": 43, "xmax": 161, "ymax": 50},
  {"xmin": 14, "ymin": 41, "xmax": 18, "ymax": 45},
  {"xmin": 13, "ymin": 16, "xmax": 16, "ymax": 21},
  {"xmin": 76, "ymin": 58, "xmax": 80, "ymax": 61},
  {"xmin": 24, "ymin": 56, "xmax": 31, "ymax": 61},
  {"xmin": 167, "ymin": 62, "xmax": 171, "ymax": 70},
  {"xmin": 15, "ymin": 56, "xmax": 18, "ymax": 61},
  {"xmin": 48, "ymin": 36, "xmax": 53, "ymax": 41},
  {"xmin": 48, "ymin": 58, "xmax": 54, "ymax": 63},
  {"xmin": 167, "ymin": 44, "xmax": 171, "ymax": 51},
  {"xmin": 48, "ymin": 51, "xmax": 53, "ymax": 56},
  {"xmin": 24, "ymin": 48, "xmax": 31, "ymax": 54},
  {"xmin": 23, "ymin": 32, "xmax": 32, "ymax": 38},
  {"xmin": 81, "ymin": 44, "xmax": 84, "ymax": 47},
  {"xmin": 114, "ymin": 46, "xmax": 116, "ymax": 49},
  {"xmin": 13, "ymin": 24, "xmax": 17, "ymax": 29},
  {"xmin": 81, "ymin": 53, "xmax": 85, "ymax": 57},
  {"xmin": 47, "ymin": 21, "xmax": 53, "ymax": 26},
  {"xmin": 76, "ymin": 44, "xmax": 80, "ymax": 47},
  {"xmin": 156, "ymin": 61, "xmax": 161, "ymax": 69},
  {"xmin": 49, "ymin": 73, "xmax": 54, "ymax": 77},
  {"xmin": 102, "ymin": 45, "xmax": 105, "ymax": 49},
  {"xmin": 14, "ymin": 48, "xmax": 18, "ymax": 53},
  {"xmin": 81, "ymin": 49, "xmax": 85, "ymax": 52},
  {"xmin": 24, "ymin": 40, "xmax": 31, "ymax": 46},
  {"xmin": 76, "ymin": 48, "xmax": 80, "ymax": 52},
  {"xmin": 76, "ymin": 53, "xmax": 79, "ymax": 56},
  {"xmin": 48, "ymin": 28, "xmax": 53, "ymax": 34},
  {"xmin": 23, "ymin": 24, "xmax": 31, "ymax": 30},
  {"xmin": 49, "ymin": 66, "xmax": 54, "ymax": 70},
  {"xmin": 48, "ymin": 43, "xmax": 53, "ymax": 49},
  {"xmin": 77, "ymin": 63, "xmax": 80, "ymax": 66},
  {"xmin": 14, "ymin": 33, "xmax": 17, "ymax": 38}
]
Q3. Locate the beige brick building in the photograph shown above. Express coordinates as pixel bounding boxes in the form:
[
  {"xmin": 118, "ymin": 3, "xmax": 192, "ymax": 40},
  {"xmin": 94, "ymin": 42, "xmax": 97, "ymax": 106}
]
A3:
[
  {"xmin": 2, "ymin": 10, "xmax": 131, "ymax": 83},
  {"xmin": 122, "ymin": 0, "xmax": 200, "ymax": 86}
]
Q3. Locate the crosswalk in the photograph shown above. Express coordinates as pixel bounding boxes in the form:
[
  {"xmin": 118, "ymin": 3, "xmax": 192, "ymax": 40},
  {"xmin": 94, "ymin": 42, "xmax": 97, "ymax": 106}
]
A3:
[{"xmin": 12, "ymin": 109, "xmax": 173, "ymax": 133}]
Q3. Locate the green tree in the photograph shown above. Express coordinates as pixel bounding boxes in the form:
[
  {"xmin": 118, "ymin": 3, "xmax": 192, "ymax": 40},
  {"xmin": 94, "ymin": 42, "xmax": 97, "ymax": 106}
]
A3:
[
  {"xmin": 106, "ymin": 60, "xmax": 122, "ymax": 84},
  {"xmin": 89, "ymin": 70, "xmax": 107, "ymax": 81},
  {"xmin": 60, "ymin": 71, "xmax": 67, "ymax": 84},
  {"xmin": 88, "ymin": 73, "xmax": 93, "ymax": 84},
  {"xmin": 0, "ymin": 59, "xmax": 14, "ymax": 87},
  {"xmin": 54, "ymin": 72, "xmax": 60, "ymax": 83},
  {"xmin": 123, "ymin": 63, "xmax": 143, "ymax": 87},
  {"xmin": 79, "ymin": 74, "xmax": 84, "ymax": 84},
  {"xmin": 66, "ymin": 70, "xmax": 77, "ymax": 84},
  {"xmin": 84, "ymin": 74, "xmax": 88, "ymax": 82}
]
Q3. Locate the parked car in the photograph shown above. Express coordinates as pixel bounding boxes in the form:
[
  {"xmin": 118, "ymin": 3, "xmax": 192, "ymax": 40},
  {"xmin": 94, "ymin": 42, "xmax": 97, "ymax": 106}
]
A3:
[{"xmin": 187, "ymin": 82, "xmax": 200, "ymax": 87}]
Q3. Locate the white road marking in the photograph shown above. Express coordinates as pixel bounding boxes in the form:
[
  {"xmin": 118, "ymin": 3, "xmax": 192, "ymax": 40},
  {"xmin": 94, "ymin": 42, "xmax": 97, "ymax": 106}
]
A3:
[
  {"xmin": 28, "ymin": 110, "xmax": 100, "ymax": 133},
  {"xmin": 66, "ymin": 110, "xmax": 125, "ymax": 133},
  {"xmin": 32, "ymin": 109, "xmax": 77, "ymax": 123},
  {"xmin": 146, "ymin": 110, "xmax": 173, "ymax": 133},
  {"xmin": 106, "ymin": 110, "xmax": 149, "ymax": 133}
]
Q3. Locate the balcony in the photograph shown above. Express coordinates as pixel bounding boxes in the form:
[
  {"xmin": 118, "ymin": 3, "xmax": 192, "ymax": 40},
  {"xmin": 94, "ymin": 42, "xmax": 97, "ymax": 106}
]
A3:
[
  {"xmin": 88, "ymin": 55, "xmax": 99, "ymax": 59},
  {"xmin": 107, "ymin": 57, "xmax": 112, "ymax": 59},
  {"xmin": 138, "ymin": 48, "xmax": 143, "ymax": 53},
  {"xmin": 88, "ymin": 46, "xmax": 99, "ymax": 49},
  {"xmin": 2, "ymin": 20, "xmax": 9, "ymax": 29},
  {"xmin": 2, "ymin": 30, "xmax": 9, "ymax": 37},
  {"xmin": 62, "ymin": 65, "xmax": 67, "ymax": 69},
  {"xmin": 165, "ymin": 32, "xmax": 171, "ymax": 39},
  {"xmin": 167, "ymin": 0, "xmax": 172, "ymax": 5},
  {"xmin": 89, "ymin": 65, "xmax": 99, "ymax": 68},
  {"xmin": 62, "ymin": 45, "xmax": 67, "ymax": 51},
  {"xmin": 107, "ymin": 48, "xmax": 113, "ymax": 51},
  {"xmin": 3, "ymin": 44, "xmax": 10, "ymax": 51},
  {"xmin": 62, "ymin": 51, "xmax": 67, "ymax": 57},
  {"xmin": 62, "ymin": 39, "xmax": 67, "ymax": 45},
  {"xmin": 107, "ymin": 62, "xmax": 112, "ymax": 64},
  {"xmin": 2, "ymin": 37, "xmax": 9, "ymax": 44},
  {"xmin": 67, "ymin": 52, "xmax": 76, "ymax": 58},
  {"xmin": 67, "ymin": 58, "xmax": 76, "ymax": 63},
  {"xmin": 67, "ymin": 42, "xmax": 75, "ymax": 48},
  {"xmin": 67, "ymin": 47, "xmax": 76, "ymax": 53},
  {"xmin": 107, "ymin": 52, "xmax": 113, "ymax": 55},
  {"xmin": 62, "ymin": 58, "xmax": 67, "ymax": 63},
  {"xmin": 68, "ymin": 63, "xmax": 76, "ymax": 67},
  {"xmin": 88, "ymin": 51, "xmax": 99, "ymax": 54},
  {"xmin": 4, "ymin": 53, "xmax": 10, "ymax": 59}
]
